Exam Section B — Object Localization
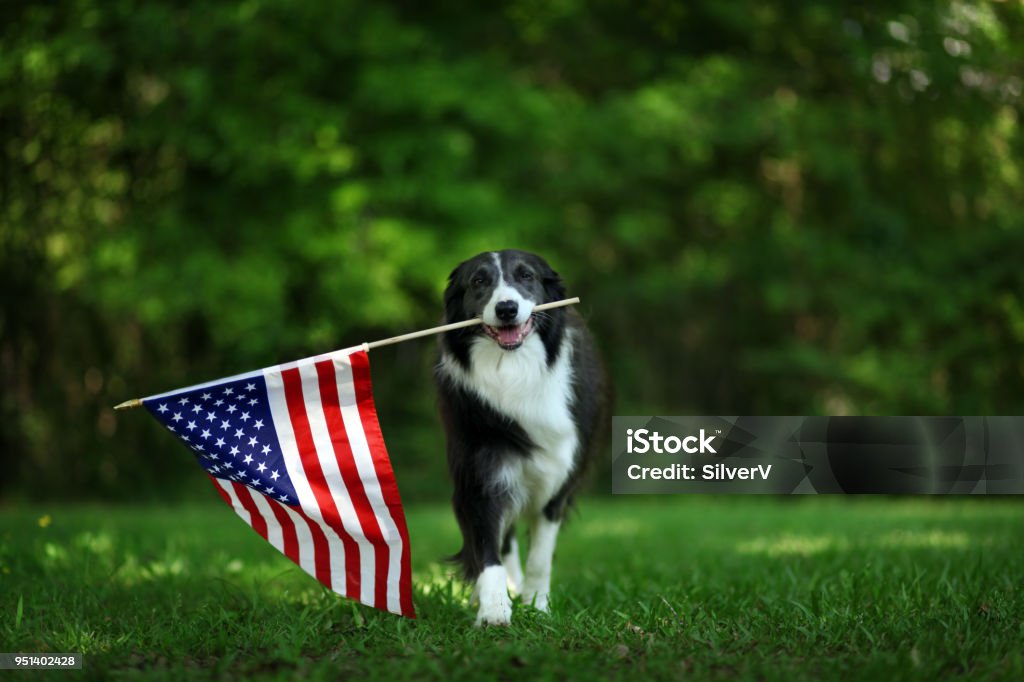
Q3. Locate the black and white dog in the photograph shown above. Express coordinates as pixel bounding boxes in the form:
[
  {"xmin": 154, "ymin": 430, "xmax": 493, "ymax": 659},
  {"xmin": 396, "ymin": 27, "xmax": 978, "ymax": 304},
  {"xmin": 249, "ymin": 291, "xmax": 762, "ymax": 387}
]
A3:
[{"xmin": 435, "ymin": 249, "xmax": 608, "ymax": 626}]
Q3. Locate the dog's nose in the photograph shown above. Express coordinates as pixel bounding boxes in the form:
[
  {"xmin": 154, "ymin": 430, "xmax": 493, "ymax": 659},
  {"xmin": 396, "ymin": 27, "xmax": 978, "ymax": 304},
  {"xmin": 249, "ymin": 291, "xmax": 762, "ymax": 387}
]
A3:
[{"xmin": 495, "ymin": 300, "xmax": 519, "ymax": 323}]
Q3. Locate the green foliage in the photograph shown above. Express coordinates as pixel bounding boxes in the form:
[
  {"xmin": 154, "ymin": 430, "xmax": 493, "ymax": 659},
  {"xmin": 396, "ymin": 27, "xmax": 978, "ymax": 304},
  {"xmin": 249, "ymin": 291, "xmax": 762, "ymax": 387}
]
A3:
[
  {"xmin": 2, "ymin": 1, "xmax": 1023, "ymax": 499},
  {"xmin": 2, "ymin": 498, "xmax": 1022, "ymax": 679}
]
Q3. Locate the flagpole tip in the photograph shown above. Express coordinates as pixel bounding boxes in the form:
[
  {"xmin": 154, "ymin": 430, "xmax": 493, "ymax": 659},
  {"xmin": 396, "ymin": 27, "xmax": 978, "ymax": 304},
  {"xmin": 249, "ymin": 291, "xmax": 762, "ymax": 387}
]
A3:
[{"xmin": 114, "ymin": 398, "xmax": 144, "ymax": 411}]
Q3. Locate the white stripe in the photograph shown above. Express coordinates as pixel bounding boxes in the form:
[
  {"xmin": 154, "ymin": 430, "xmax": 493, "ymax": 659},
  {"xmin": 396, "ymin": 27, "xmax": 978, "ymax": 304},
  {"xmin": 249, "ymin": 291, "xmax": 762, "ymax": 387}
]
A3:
[
  {"xmin": 277, "ymin": 498, "xmax": 318, "ymax": 579},
  {"xmin": 263, "ymin": 366, "xmax": 349, "ymax": 592},
  {"xmin": 217, "ymin": 479, "xmax": 252, "ymax": 525},
  {"xmin": 481, "ymin": 251, "xmax": 532, "ymax": 326},
  {"xmin": 249, "ymin": 488, "xmax": 283, "ymax": 551},
  {"xmin": 334, "ymin": 353, "xmax": 406, "ymax": 615},
  {"xmin": 298, "ymin": 359, "xmax": 378, "ymax": 607}
]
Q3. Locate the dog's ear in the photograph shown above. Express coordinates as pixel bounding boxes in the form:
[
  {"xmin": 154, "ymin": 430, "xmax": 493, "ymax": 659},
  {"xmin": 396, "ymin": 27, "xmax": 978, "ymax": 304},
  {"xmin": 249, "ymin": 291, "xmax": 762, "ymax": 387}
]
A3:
[
  {"xmin": 443, "ymin": 263, "xmax": 467, "ymax": 323},
  {"xmin": 542, "ymin": 265, "xmax": 566, "ymax": 302}
]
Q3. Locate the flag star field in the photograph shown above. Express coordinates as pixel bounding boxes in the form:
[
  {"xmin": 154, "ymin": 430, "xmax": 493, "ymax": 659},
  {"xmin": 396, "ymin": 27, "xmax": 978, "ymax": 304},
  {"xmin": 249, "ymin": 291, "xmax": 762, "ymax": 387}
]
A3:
[{"xmin": 150, "ymin": 378, "xmax": 297, "ymax": 505}]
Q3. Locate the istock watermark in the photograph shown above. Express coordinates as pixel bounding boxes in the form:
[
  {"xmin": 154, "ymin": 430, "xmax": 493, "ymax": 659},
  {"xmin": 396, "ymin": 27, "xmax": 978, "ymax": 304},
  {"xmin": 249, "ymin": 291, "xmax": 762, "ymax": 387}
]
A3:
[
  {"xmin": 625, "ymin": 428, "xmax": 718, "ymax": 454},
  {"xmin": 612, "ymin": 416, "xmax": 1024, "ymax": 494}
]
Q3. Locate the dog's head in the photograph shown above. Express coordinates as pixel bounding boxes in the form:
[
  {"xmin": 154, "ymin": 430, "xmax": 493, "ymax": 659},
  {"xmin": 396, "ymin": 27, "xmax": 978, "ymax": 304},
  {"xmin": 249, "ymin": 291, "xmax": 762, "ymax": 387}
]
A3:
[{"xmin": 443, "ymin": 249, "xmax": 566, "ymax": 351}]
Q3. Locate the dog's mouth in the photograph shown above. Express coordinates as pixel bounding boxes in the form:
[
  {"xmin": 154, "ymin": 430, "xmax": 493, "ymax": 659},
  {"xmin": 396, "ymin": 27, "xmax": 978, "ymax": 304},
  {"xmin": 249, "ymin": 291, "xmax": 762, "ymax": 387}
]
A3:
[{"xmin": 482, "ymin": 317, "xmax": 534, "ymax": 350}]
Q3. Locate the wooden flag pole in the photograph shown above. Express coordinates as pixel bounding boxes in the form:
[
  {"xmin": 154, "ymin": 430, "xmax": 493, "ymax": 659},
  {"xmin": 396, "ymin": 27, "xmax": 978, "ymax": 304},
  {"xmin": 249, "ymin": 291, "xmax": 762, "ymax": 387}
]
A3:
[
  {"xmin": 363, "ymin": 296, "xmax": 580, "ymax": 350},
  {"xmin": 113, "ymin": 297, "xmax": 581, "ymax": 411}
]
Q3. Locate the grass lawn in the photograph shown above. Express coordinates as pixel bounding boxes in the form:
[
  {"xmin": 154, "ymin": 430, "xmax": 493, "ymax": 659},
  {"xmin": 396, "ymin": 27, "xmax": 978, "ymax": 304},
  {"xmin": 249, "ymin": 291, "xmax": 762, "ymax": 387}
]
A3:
[{"xmin": 1, "ymin": 497, "xmax": 1022, "ymax": 680}]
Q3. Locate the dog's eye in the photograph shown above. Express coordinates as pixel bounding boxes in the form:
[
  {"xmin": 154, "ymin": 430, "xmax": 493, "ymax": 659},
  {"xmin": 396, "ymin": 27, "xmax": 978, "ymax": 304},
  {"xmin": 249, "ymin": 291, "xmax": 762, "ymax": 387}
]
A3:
[
  {"xmin": 518, "ymin": 270, "xmax": 534, "ymax": 281},
  {"xmin": 471, "ymin": 276, "xmax": 486, "ymax": 287}
]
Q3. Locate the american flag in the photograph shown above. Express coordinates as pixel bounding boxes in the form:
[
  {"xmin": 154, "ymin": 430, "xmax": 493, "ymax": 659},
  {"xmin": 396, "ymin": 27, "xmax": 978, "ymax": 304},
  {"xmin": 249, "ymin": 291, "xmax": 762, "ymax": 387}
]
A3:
[{"xmin": 144, "ymin": 348, "xmax": 415, "ymax": 618}]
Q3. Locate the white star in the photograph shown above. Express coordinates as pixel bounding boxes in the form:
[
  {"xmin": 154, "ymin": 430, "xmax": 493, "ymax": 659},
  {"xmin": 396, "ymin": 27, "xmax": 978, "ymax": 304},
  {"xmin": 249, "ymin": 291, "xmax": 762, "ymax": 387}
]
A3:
[
  {"xmin": 248, "ymin": 437, "xmax": 257, "ymax": 447},
  {"xmin": 277, "ymin": 494, "xmax": 288, "ymax": 502},
  {"xmin": 214, "ymin": 399, "xmax": 224, "ymax": 407},
  {"xmin": 220, "ymin": 420, "xmax": 230, "ymax": 430},
  {"xmin": 270, "ymin": 469, "xmax": 280, "ymax": 481},
  {"xmin": 246, "ymin": 382, "xmax": 256, "ymax": 391},
  {"xmin": 182, "ymin": 435, "xmax": 190, "ymax": 442},
  {"xmin": 192, "ymin": 404, "xmax": 202, "ymax": 414},
  {"xmin": 172, "ymin": 412, "xmax": 183, "ymax": 422},
  {"xmin": 265, "ymin": 486, "xmax": 274, "ymax": 495},
  {"xmin": 243, "ymin": 454, "xmax": 253, "ymax": 465},
  {"xmin": 168, "ymin": 426, "xmax": 176, "ymax": 433},
  {"xmin": 194, "ymin": 444, "xmax": 204, "ymax": 452},
  {"xmin": 186, "ymin": 420, "xmax": 197, "ymax": 431},
  {"xmin": 157, "ymin": 404, "xmax": 168, "ymax": 414},
  {"xmin": 211, "ymin": 465, "xmax": 221, "ymax": 473},
  {"xmin": 209, "ymin": 453, "xmax": 219, "ymax": 460},
  {"xmin": 224, "ymin": 387, "xmax": 234, "ymax": 396},
  {"xmin": 257, "ymin": 462, "xmax": 267, "ymax": 473},
  {"xmin": 249, "ymin": 399, "xmax": 258, "ymax": 406},
  {"xmin": 215, "ymin": 437, "xmax": 225, "ymax": 448},
  {"xmin": 201, "ymin": 392, "xmax": 212, "ymax": 401},
  {"xmin": 261, "ymin": 445, "xmax": 271, "ymax": 455},
  {"xmin": 226, "ymin": 404, "xmax": 237, "ymax": 414},
  {"xmin": 179, "ymin": 397, "xmax": 189, "ymax": 405},
  {"xmin": 240, "ymin": 412, "xmax": 250, "ymax": 422},
  {"xmin": 234, "ymin": 428, "xmax": 244, "ymax": 439},
  {"xmin": 229, "ymin": 445, "xmax": 239, "ymax": 456},
  {"xmin": 254, "ymin": 420, "xmax": 264, "ymax": 430},
  {"xmin": 201, "ymin": 429, "xmax": 211, "ymax": 439},
  {"xmin": 224, "ymin": 461, "xmax": 233, "ymax": 469},
  {"xmin": 206, "ymin": 412, "xmax": 216, "ymax": 422}
]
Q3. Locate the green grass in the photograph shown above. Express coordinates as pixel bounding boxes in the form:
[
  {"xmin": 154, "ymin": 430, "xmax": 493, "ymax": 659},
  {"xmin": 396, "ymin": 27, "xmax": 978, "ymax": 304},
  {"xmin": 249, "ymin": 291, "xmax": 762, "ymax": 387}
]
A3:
[{"xmin": 1, "ymin": 497, "xmax": 1022, "ymax": 680}]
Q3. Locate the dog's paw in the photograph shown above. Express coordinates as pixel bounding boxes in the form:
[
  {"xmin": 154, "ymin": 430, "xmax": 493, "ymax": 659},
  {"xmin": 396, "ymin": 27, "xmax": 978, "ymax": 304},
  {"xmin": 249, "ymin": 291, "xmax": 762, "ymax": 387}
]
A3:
[
  {"xmin": 474, "ymin": 595, "xmax": 512, "ymax": 627},
  {"xmin": 474, "ymin": 565, "xmax": 513, "ymax": 626},
  {"xmin": 521, "ymin": 588, "xmax": 550, "ymax": 613}
]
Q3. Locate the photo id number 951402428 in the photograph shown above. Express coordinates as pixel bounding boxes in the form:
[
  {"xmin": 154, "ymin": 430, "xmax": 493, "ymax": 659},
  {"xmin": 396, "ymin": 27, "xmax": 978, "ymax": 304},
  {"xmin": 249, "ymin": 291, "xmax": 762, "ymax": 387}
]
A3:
[{"xmin": 0, "ymin": 653, "xmax": 83, "ymax": 669}]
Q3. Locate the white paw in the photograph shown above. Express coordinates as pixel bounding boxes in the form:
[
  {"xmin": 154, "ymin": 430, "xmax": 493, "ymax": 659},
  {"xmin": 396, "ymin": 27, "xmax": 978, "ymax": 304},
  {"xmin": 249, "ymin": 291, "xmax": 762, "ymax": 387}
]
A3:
[
  {"xmin": 475, "ymin": 591, "xmax": 512, "ymax": 626},
  {"xmin": 521, "ymin": 586, "xmax": 550, "ymax": 613},
  {"xmin": 474, "ymin": 565, "xmax": 513, "ymax": 627}
]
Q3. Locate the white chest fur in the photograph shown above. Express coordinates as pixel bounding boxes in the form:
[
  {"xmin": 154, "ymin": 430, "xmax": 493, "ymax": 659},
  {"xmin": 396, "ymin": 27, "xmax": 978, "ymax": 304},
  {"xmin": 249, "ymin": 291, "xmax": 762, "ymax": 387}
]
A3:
[{"xmin": 442, "ymin": 332, "xmax": 579, "ymax": 516}]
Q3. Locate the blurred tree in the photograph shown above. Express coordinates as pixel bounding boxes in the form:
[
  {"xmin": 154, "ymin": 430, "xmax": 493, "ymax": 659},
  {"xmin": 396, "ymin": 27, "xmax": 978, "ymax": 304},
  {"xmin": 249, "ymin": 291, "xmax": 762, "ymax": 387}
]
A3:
[{"xmin": 1, "ymin": 0, "xmax": 1022, "ymax": 500}]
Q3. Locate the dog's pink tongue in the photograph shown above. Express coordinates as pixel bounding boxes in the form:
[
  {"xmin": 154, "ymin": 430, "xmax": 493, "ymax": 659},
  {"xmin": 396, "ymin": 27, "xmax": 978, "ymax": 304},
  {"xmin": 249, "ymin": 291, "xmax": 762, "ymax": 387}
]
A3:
[{"xmin": 497, "ymin": 325, "xmax": 522, "ymax": 346}]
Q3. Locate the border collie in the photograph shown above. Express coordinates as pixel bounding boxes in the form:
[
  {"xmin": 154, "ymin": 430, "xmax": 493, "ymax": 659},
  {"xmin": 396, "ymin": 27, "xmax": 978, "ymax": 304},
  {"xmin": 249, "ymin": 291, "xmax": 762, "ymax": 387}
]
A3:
[{"xmin": 435, "ymin": 249, "xmax": 608, "ymax": 626}]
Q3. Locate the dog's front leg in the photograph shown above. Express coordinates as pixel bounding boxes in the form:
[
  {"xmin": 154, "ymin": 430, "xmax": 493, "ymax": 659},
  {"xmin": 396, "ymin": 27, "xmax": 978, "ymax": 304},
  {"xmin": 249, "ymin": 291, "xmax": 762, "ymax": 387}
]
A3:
[
  {"xmin": 453, "ymin": 485, "xmax": 513, "ymax": 627},
  {"xmin": 471, "ymin": 522, "xmax": 512, "ymax": 626},
  {"xmin": 522, "ymin": 516, "xmax": 560, "ymax": 613}
]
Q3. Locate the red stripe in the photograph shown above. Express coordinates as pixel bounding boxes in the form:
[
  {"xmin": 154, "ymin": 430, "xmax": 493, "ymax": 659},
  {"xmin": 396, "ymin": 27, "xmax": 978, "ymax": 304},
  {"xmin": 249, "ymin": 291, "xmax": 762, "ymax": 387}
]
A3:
[
  {"xmin": 350, "ymin": 350, "xmax": 416, "ymax": 618},
  {"xmin": 281, "ymin": 366, "xmax": 360, "ymax": 597},
  {"xmin": 208, "ymin": 474, "xmax": 232, "ymax": 505},
  {"xmin": 232, "ymin": 482, "xmax": 269, "ymax": 540},
  {"xmin": 264, "ymin": 497, "xmax": 300, "ymax": 565},
  {"xmin": 316, "ymin": 358, "xmax": 389, "ymax": 611}
]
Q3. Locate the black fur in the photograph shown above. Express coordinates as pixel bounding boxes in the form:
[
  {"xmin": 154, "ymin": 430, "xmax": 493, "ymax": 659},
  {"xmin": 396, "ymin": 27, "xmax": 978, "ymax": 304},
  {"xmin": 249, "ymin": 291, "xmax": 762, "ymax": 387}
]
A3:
[{"xmin": 435, "ymin": 250, "xmax": 609, "ymax": 581}]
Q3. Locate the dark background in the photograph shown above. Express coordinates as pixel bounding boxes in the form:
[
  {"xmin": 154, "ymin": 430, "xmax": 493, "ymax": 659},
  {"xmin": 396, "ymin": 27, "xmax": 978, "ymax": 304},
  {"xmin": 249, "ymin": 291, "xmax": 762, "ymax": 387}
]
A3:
[{"xmin": 2, "ymin": 1, "xmax": 1023, "ymax": 502}]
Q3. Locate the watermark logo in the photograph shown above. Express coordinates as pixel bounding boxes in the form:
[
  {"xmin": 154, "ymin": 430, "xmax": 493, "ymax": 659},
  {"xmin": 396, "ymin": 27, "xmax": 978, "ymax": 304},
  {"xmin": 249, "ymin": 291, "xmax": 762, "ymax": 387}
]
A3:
[
  {"xmin": 613, "ymin": 416, "xmax": 1024, "ymax": 495},
  {"xmin": 626, "ymin": 428, "xmax": 718, "ymax": 454}
]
